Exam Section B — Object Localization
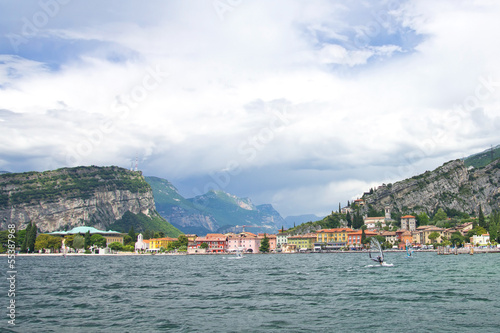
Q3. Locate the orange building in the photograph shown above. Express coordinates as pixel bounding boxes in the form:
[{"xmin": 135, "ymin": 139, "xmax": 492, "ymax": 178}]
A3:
[
  {"xmin": 396, "ymin": 230, "xmax": 413, "ymax": 249},
  {"xmin": 258, "ymin": 233, "xmax": 276, "ymax": 251},
  {"xmin": 347, "ymin": 230, "xmax": 378, "ymax": 248}
]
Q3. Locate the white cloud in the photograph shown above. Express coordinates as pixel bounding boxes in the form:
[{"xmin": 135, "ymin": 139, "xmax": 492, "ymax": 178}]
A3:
[{"xmin": 1, "ymin": 0, "xmax": 500, "ymax": 217}]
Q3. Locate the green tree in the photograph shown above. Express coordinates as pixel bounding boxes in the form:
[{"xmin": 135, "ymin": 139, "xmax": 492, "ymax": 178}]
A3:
[
  {"xmin": 123, "ymin": 235, "xmax": 133, "ymax": 246},
  {"xmin": 450, "ymin": 231, "xmax": 465, "ymax": 246},
  {"xmin": 48, "ymin": 236, "xmax": 62, "ymax": 251},
  {"xmin": 34, "ymin": 234, "xmax": 49, "ymax": 252},
  {"xmin": 200, "ymin": 242, "xmax": 208, "ymax": 249},
  {"xmin": 374, "ymin": 235, "xmax": 385, "ymax": 245},
  {"xmin": 417, "ymin": 212, "xmax": 430, "ymax": 226},
  {"xmin": 478, "ymin": 206, "xmax": 486, "ymax": 228},
  {"xmin": 259, "ymin": 234, "xmax": 270, "ymax": 253},
  {"xmin": 177, "ymin": 235, "xmax": 188, "ymax": 247},
  {"xmin": 64, "ymin": 235, "xmax": 74, "ymax": 249},
  {"xmin": 73, "ymin": 234, "xmax": 85, "ymax": 251},
  {"xmin": 0, "ymin": 230, "xmax": 9, "ymax": 250},
  {"xmin": 35, "ymin": 234, "xmax": 62, "ymax": 252},
  {"xmin": 108, "ymin": 242, "xmax": 123, "ymax": 251},
  {"xmin": 361, "ymin": 228, "xmax": 367, "ymax": 245},
  {"xmin": 128, "ymin": 226, "xmax": 137, "ymax": 242},
  {"xmin": 433, "ymin": 208, "xmax": 447, "ymax": 223},
  {"xmin": 428, "ymin": 231, "xmax": 440, "ymax": 244},
  {"xmin": 21, "ymin": 223, "xmax": 31, "ymax": 252},
  {"xmin": 84, "ymin": 231, "xmax": 92, "ymax": 249},
  {"xmin": 23, "ymin": 222, "xmax": 37, "ymax": 253},
  {"xmin": 346, "ymin": 211, "xmax": 352, "ymax": 227},
  {"xmin": 90, "ymin": 234, "xmax": 107, "ymax": 248}
]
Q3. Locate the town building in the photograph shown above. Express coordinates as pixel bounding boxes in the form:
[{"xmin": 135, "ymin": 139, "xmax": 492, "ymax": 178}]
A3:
[
  {"xmin": 347, "ymin": 230, "xmax": 377, "ymax": 248},
  {"xmin": 49, "ymin": 226, "xmax": 124, "ymax": 246},
  {"xmin": 412, "ymin": 225, "xmax": 451, "ymax": 245},
  {"xmin": 470, "ymin": 233, "xmax": 490, "ymax": 246},
  {"xmin": 316, "ymin": 228, "xmax": 353, "ymax": 243},
  {"xmin": 379, "ymin": 230, "xmax": 397, "ymax": 245},
  {"xmin": 258, "ymin": 233, "xmax": 276, "ymax": 252},
  {"xmin": 226, "ymin": 232, "xmax": 261, "ymax": 253},
  {"xmin": 401, "ymin": 215, "xmax": 416, "ymax": 231},
  {"xmin": 134, "ymin": 233, "xmax": 150, "ymax": 251},
  {"xmin": 396, "ymin": 230, "xmax": 413, "ymax": 249},
  {"xmin": 149, "ymin": 237, "xmax": 178, "ymax": 251},
  {"xmin": 189, "ymin": 233, "xmax": 228, "ymax": 253},
  {"xmin": 363, "ymin": 217, "xmax": 386, "ymax": 230},
  {"xmin": 287, "ymin": 233, "xmax": 317, "ymax": 251},
  {"xmin": 276, "ymin": 231, "xmax": 289, "ymax": 249}
]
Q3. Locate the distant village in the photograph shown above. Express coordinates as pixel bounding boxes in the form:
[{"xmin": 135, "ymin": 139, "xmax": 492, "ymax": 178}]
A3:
[{"xmin": 12, "ymin": 198, "xmax": 495, "ymax": 255}]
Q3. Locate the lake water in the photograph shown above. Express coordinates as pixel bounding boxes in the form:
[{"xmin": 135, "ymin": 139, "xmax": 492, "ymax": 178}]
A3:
[{"xmin": 2, "ymin": 252, "xmax": 500, "ymax": 332}]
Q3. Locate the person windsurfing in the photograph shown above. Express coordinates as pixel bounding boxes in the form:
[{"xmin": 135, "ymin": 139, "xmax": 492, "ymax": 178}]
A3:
[{"xmin": 369, "ymin": 238, "xmax": 384, "ymax": 265}]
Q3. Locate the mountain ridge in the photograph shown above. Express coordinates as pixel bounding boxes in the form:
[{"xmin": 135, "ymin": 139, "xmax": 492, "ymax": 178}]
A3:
[
  {"xmin": 363, "ymin": 157, "xmax": 500, "ymax": 217},
  {"xmin": 145, "ymin": 176, "xmax": 285, "ymax": 234},
  {"xmin": 0, "ymin": 166, "xmax": 181, "ymax": 236}
]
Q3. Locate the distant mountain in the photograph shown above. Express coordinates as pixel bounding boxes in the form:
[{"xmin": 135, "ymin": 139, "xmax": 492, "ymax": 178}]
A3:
[
  {"xmin": 363, "ymin": 156, "xmax": 500, "ymax": 216},
  {"xmin": 284, "ymin": 214, "xmax": 323, "ymax": 228},
  {"xmin": 0, "ymin": 166, "xmax": 181, "ymax": 237},
  {"xmin": 464, "ymin": 145, "xmax": 500, "ymax": 169},
  {"xmin": 145, "ymin": 176, "xmax": 218, "ymax": 235},
  {"xmin": 145, "ymin": 176, "xmax": 285, "ymax": 235}
]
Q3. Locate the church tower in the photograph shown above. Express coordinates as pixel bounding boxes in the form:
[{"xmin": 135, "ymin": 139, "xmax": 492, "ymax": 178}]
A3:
[{"xmin": 385, "ymin": 206, "xmax": 391, "ymax": 220}]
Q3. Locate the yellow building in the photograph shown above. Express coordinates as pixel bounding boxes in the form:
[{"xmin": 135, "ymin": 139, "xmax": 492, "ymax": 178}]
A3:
[
  {"xmin": 316, "ymin": 228, "xmax": 353, "ymax": 243},
  {"xmin": 413, "ymin": 226, "xmax": 451, "ymax": 245},
  {"xmin": 287, "ymin": 233, "xmax": 317, "ymax": 250},
  {"xmin": 149, "ymin": 237, "xmax": 178, "ymax": 251}
]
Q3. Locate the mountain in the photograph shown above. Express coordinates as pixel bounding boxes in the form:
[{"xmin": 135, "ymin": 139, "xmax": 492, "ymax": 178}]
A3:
[
  {"xmin": 145, "ymin": 176, "xmax": 285, "ymax": 234},
  {"xmin": 363, "ymin": 157, "xmax": 500, "ymax": 216},
  {"xmin": 464, "ymin": 145, "xmax": 500, "ymax": 169},
  {"xmin": 0, "ymin": 166, "xmax": 181, "ymax": 236},
  {"xmin": 145, "ymin": 176, "xmax": 218, "ymax": 235},
  {"xmin": 284, "ymin": 214, "xmax": 324, "ymax": 228}
]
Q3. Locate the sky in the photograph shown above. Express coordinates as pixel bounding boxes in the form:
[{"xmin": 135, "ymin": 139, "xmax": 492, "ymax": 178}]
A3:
[{"xmin": 1, "ymin": 0, "xmax": 500, "ymax": 218}]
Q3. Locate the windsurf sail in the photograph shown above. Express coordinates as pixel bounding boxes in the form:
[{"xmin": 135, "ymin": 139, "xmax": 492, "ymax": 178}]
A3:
[
  {"xmin": 369, "ymin": 238, "xmax": 384, "ymax": 263},
  {"xmin": 406, "ymin": 240, "xmax": 413, "ymax": 257}
]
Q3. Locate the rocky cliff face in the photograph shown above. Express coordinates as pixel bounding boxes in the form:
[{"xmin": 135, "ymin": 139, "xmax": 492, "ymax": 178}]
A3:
[
  {"xmin": 364, "ymin": 159, "xmax": 500, "ymax": 215},
  {"xmin": 0, "ymin": 166, "xmax": 156, "ymax": 232}
]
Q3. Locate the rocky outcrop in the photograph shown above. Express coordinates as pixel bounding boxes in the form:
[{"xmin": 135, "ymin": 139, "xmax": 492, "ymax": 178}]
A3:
[
  {"xmin": 164, "ymin": 206, "xmax": 219, "ymax": 232},
  {"xmin": 0, "ymin": 166, "xmax": 157, "ymax": 232},
  {"xmin": 364, "ymin": 159, "xmax": 500, "ymax": 215}
]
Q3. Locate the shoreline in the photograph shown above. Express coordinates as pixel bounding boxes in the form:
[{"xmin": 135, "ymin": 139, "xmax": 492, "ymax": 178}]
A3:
[{"xmin": 4, "ymin": 248, "xmax": 500, "ymax": 256}]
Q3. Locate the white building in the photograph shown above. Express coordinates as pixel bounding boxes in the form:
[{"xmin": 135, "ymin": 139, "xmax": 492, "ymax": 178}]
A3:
[
  {"xmin": 135, "ymin": 233, "xmax": 150, "ymax": 251},
  {"xmin": 276, "ymin": 232, "xmax": 289, "ymax": 249},
  {"xmin": 470, "ymin": 234, "xmax": 490, "ymax": 246},
  {"xmin": 364, "ymin": 217, "xmax": 386, "ymax": 230}
]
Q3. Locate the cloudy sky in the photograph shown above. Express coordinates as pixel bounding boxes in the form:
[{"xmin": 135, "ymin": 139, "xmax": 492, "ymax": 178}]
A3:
[{"xmin": 1, "ymin": 0, "xmax": 500, "ymax": 218}]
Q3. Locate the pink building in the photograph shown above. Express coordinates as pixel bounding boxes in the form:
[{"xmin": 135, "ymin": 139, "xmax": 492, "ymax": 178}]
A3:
[
  {"xmin": 227, "ymin": 232, "xmax": 261, "ymax": 253},
  {"xmin": 259, "ymin": 233, "xmax": 276, "ymax": 252}
]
